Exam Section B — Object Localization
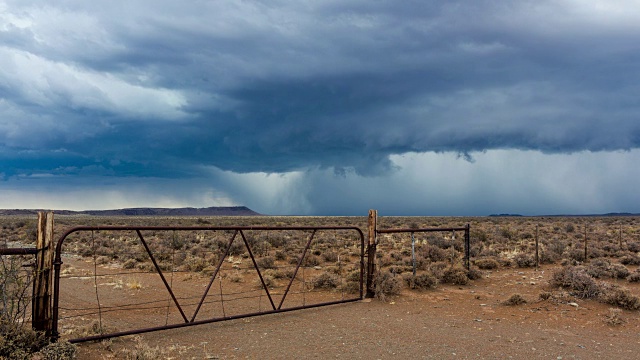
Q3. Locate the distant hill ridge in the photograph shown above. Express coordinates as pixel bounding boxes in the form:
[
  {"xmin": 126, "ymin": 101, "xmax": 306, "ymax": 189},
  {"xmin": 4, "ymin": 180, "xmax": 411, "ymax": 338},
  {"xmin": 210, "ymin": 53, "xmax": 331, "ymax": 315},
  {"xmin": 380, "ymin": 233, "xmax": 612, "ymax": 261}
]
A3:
[{"xmin": 0, "ymin": 206, "xmax": 261, "ymax": 216}]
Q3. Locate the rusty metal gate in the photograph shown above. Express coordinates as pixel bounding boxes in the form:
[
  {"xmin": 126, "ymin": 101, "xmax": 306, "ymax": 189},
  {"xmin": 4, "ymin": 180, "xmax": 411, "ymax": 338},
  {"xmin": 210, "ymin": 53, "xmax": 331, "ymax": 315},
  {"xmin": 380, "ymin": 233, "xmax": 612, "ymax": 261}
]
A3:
[{"xmin": 52, "ymin": 226, "xmax": 364, "ymax": 342}]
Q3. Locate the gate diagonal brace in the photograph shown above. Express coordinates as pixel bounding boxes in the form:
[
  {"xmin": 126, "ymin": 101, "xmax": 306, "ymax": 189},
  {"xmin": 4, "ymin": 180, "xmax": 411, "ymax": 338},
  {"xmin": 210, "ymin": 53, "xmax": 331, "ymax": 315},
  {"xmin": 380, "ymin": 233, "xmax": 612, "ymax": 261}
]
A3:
[
  {"xmin": 136, "ymin": 230, "xmax": 189, "ymax": 323},
  {"xmin": 278, "ymin": 230, "xmax": 316, "ymax": 310},
  {"xmin": 240, "ymin": 230, "xmax": 277, "ymax": 311},
  {"xmin": 191, "ymin": 230, "xmax": 238, "ymax": 322}
]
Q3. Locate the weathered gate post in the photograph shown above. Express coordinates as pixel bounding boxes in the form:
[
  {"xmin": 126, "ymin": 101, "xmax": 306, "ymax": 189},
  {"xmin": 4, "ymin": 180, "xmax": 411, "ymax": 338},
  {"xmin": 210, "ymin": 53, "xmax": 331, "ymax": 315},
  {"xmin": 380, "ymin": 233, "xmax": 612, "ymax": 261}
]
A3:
[
  {"xmin": 366, "ymin": 209, "xmax": 377, "ymax": 298},
  {"xmin": 32, "ymin": 211, "xmax": 54, "ymax": 334},
  {"xmin": 464, "ymin": 224, "xmax": 470, "ymax": 272}
]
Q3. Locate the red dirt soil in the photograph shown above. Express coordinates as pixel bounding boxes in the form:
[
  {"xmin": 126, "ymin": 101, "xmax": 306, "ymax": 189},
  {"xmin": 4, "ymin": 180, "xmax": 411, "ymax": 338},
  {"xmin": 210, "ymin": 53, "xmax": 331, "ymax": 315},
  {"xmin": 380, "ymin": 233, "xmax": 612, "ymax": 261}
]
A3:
[{"xmin": 75, "ymin": 265, "xmax": 640, "ymax": 359}]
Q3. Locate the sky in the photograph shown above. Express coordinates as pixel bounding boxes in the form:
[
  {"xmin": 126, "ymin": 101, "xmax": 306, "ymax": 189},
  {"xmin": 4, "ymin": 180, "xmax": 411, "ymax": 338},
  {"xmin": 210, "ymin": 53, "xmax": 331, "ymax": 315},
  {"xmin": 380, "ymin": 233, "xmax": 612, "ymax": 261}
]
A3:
[{"xmin": 1, "ymin": 0, "xmax": 640, "ymax": 216}]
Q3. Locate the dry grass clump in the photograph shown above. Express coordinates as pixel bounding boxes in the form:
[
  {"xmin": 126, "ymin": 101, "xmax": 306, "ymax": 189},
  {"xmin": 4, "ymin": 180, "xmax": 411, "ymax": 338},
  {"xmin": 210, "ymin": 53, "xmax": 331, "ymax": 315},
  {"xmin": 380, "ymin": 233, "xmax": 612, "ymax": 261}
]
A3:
[
  {"xmin": 502, "ymin": 294, "xmax": 527, "ymax": 306},
  {"xmin": 603, "ymin": 308, "xmax": 625, "ymax": 326},
  {"xmin": 117, "ymin": 336, "xmax": 166, "ymax": 360}
]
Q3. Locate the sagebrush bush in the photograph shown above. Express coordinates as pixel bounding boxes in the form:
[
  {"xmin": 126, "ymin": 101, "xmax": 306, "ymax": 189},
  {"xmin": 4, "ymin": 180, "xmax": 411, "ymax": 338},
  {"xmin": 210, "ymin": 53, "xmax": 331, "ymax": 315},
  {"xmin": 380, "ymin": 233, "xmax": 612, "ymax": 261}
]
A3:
[
  {"xmin": 513, "ymin": 253, "xmax": 536, "ymax": 268},
  {"xmin": 403, "ymin": 273, "xmax": 436, "ymax": 290},
  {"xmin": 551, "ymin": 266, "xmax": 600, "ymax": 299},
  {"xmin": 599, "ymin": 283, "xmax": 640, "ymax": 310},
  {"xmin": 312, "ymin": 272, "xmax": 339, "ymax": 289},
  {"xmin": 474, "ymin": 258, "xmax": 499, "ymax": 270},
  {"xmin": 620, "ymin": 254, "xmax": 640, "ymax": 265},
  {"xmin": 441, "ymin": 266, "xmax": 469, "ymax": 285},
  {"xmin": 627, "ymin": 268, "xmax": 640, "ymax": 282},
  {"xmin": 256, "ymin": 256, "xmax": 276, "ymax": 269},
  {"xmin": 374, "ymin": 271, "xmax": 402, "ymax": 301}
]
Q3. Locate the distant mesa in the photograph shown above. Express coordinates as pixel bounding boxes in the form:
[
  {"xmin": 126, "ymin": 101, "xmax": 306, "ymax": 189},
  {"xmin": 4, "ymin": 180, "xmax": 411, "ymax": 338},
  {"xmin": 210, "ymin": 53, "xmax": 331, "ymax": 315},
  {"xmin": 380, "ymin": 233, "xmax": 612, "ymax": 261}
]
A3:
[{"xmin": 0, "ymin": 206, "xmax": 261, "ymax": 217}]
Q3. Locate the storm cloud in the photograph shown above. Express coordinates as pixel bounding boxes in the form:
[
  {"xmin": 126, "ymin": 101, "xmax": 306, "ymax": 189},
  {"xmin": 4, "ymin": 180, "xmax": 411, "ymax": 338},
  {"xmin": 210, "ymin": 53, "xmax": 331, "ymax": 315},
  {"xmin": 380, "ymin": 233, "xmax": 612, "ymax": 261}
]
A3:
[{"xmin": 1, "ymin": 1, "xmax": 640, "ymax": 214}]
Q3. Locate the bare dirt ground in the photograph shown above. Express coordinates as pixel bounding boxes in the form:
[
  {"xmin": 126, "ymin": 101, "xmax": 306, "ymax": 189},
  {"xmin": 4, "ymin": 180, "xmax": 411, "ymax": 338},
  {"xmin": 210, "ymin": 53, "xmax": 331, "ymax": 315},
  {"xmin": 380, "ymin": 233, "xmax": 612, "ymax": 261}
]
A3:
[{"xmin": 74, "ymin": 264, "xmax": 640, "ymax": 359}]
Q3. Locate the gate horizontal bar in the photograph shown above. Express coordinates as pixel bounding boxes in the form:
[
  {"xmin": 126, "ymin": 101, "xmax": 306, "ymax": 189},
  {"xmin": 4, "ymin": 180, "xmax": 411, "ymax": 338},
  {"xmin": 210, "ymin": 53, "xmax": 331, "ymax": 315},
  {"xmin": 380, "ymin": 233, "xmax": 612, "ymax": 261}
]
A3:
[
  {"xmin": 68, "ymin": 298, "xmax": 362, "ymax": 343},
  {"xmin": 377, "ymin": 226, "xmax": 467, "ymax": 234},
  {"xmin": 0, "ymin": 248, "xmax": 39, "ymax": 255}
]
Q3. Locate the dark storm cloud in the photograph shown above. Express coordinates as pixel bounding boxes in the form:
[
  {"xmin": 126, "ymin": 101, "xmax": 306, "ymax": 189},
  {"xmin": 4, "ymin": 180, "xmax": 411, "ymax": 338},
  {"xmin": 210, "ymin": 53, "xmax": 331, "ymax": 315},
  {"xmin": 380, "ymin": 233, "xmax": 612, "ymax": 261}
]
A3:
[{"xmin": 2, "ymin": 0, "xmax": 640, "ymax": 180}]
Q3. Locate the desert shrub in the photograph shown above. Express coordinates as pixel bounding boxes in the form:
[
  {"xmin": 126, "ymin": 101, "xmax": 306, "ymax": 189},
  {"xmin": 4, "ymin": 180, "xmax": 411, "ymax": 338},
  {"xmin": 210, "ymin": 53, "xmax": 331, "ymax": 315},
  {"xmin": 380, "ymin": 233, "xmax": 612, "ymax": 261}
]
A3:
[
  {"xmin": 322, "ymin": 251, "xmax": 338, "ymax": 263},
  {"xmin": 256, "ymin": 256, "xmax": 276, "ymax": 269},
  {"xmin": 0, "ymin": 319, "xmax": 50, "ymax": 360},
  {"xmin": 539, "ymin": 247, "xmax": 559, "ymax": 264},
  {"xmin": 588, "ymin": 248, "xmax": 605, "ymax": 259},
  {"xmin": 627, "ymin": 242, "xmax": 640, "ymax": 253},
  {"xmin": 609, "ymin": 263, "xmax": 630, "ymax": 279},
  {"xmin": 374, "ymin": 271, "xmax": 402, "ymax": 301},
  {"xmin": 513, "ymin": 253, "xmax": 536, "ymax": 268},
  {"xmin": 563, "ymin": 248, "xmax": 586, "ymax": 262},
  {"xmin": 467, "ymin": 266, "xmax": 483, "ymax": 280},
  {"xmin": 403, "ymin": 273, "xmax": 436, "ymax": 290},
  {"xmin": 474, "ymin": 258, "xmax": 500, "ymax": 270},
  {"xmin": 478, "ymin": 247, "xmax": 499, "ymax": 258},
  {"xmin": 550, "ymin": 266, "xmax": 600, "ymax": 299},
  {"xmin": 599, "ymin": 283, "xmax": 640, "ymax": 310},
  {"xmin": 181, "ymin": 256, "xmax": 208, "ymax": 272},
  {"xmin": 545, "ymin": 238, "xmax": 568, "ymax": 258},
  {"xmin": 429, "ymin": 261, "xmax": 449, "ymax": 280},
  {"xmin": 274, "ymin": 250, "xmax": 287, "ymax": 261},
  {"xmin": 426, "ymin": 246, "xmax": 449, "ymax": 262},
  {"xmin": 441, "ymin": 266, "xmax": 469, "ymax": 285},
  {"xmin": 1, "ymin": 255, "xmax": 33, "ymax": 324},
  {"xmin": 303, "ymin": 255, "xmax": 321, "ymax": 267},
  {"xmin": 586, "ymin": 258, "xmax": 612, "ymax": 278},
  {"xmin": 498, "ymin": 258, "xmax": 514, "ymax": 267},
  {"xmin": 387, "ymin": 265, "xmax": 410, "ymax": 275},
  {"xmin": 620, "ymin": 254, "xmax": 640, "ymax": 265},
  {"xmin": 122, "ymin": 259, "xmax": 137, "ymax": 270},
  {"xmin": 389, "ymin": 251, "xmax": 403, "ymax": 261},
  {"xmin": 503, "ymin": 294, "xmax": 527, "ymax": 306},
  {"xmin": 35, "ymin": 341, "xmax": 77, "ymax": 360},
  {"xmin": 256, "ymin": 274, "xmax": 275, "ymax": 289},
  {"xmin": 264, "ymin": 268, "xmax": 287, "ymax": 280},
  {"xmin": 378, "ymin": 255, "xmax": 394, "ymax": 267},
  {"xmin": 312, "ymin": 272, "xmax": 340, "ymax": 289},
  {"xmin": 628, "ymin": 268, "xmax": 640, "ymax": 282}
]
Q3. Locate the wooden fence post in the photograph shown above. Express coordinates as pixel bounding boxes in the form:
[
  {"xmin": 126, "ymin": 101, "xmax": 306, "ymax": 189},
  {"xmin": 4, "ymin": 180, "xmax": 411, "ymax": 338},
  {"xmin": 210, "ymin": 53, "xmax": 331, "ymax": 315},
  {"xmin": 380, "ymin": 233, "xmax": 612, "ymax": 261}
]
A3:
[
  {"xmin": 366, "ymin": 209, "xmax": 377, "ymax": 298},
  {"xmin": 535, "ymin": 224, "xmax": 539, "ymax": 271},
  {"xmin": 32, "ymin": 211, "xmax": 54, "ymax": 334}
]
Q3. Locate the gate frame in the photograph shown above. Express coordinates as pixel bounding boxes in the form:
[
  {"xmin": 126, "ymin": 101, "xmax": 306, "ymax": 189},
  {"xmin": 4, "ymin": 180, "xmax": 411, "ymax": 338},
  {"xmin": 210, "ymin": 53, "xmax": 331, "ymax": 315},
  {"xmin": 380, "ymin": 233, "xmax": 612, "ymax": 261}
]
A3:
[{"xmin": 52, "ymin": 225, "xmax": 365, "ymax": 342}]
